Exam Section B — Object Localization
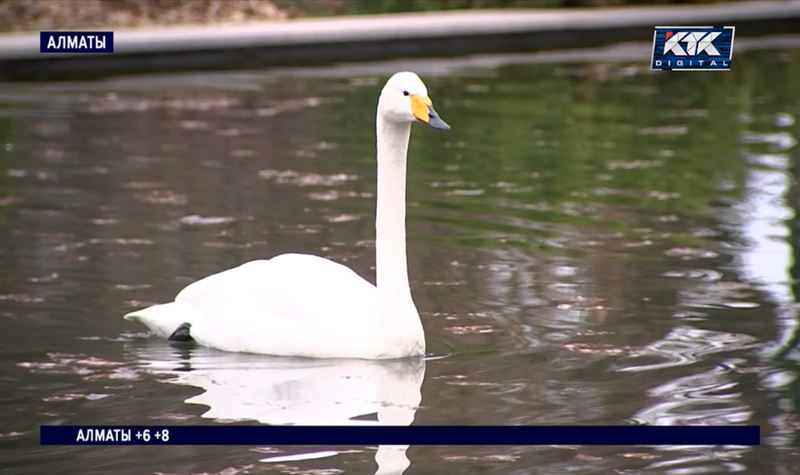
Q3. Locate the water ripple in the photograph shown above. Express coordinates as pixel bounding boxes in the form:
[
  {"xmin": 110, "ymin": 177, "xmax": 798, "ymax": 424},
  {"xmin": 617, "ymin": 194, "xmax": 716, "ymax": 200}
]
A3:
[
  {"xmin": 179, "ymin": 215, "xmax": 236, "ymax": 226},
  {"xmin": 613, "ymin": 326, "xmax": 759, "ymax": 373},
  {"xmin": 632, "ymin": 362, "xmax": 751, "ymax": 426},
  {"xmin": 740, "ymin": 130, "xmax": 797, "ymax": 150},
  {"xmin": 17, "ymin": 352, "xmax": 139, "ymax": 381},
  {"xmin": 258, "ymin": 169, "xmax": 358, "ymax": 187}
]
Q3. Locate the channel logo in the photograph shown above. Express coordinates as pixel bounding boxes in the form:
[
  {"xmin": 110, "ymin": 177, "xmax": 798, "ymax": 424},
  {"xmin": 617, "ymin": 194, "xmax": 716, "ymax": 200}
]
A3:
[
  {"xmin": 651, "ymin": 26, "xmax": 734, "ymax": 71},
  {"xmin": 40, "ymin": 31, "xmax": 114, "ymax": 53}
]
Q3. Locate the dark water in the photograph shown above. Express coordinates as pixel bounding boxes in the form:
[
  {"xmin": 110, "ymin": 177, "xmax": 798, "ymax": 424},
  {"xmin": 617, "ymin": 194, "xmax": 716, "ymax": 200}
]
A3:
[{"xmin": 1, "ymin": 39, "xmax": 799, "ymax": 474}]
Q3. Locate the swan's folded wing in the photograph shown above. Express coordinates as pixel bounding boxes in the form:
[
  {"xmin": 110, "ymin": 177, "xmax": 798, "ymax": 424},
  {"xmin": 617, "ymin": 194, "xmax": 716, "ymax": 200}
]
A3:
[
  {"xmin": 127, "ymin": 253, "xmax": 382, "ymax": 357},
  {"xmin": 174, "ymin": 253, "xmax": 377, "ymax": 323}
]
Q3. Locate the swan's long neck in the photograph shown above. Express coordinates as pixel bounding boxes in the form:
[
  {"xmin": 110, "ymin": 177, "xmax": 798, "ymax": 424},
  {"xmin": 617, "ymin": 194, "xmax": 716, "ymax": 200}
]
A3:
[{"xmin": 375, "ymin": 115, "xmax": 414, "ymax": 310}]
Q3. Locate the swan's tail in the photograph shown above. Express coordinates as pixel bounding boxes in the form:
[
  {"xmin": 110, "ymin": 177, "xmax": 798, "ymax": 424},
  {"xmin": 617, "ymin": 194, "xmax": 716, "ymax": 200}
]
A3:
[{"xmin": 124, "ymin": 301, "xmax": 199, "ymax": 339}]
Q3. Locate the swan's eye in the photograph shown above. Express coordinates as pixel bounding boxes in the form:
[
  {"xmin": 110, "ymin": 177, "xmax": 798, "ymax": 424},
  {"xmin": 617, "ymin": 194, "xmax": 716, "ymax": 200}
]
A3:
[{"xmin": 403, "ymin": 90, "xmax": 409, "ymax": 96}]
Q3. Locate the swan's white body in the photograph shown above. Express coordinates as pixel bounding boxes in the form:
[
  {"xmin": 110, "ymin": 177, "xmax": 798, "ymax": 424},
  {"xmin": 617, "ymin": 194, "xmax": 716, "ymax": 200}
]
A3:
[{"xmin": 124, "ymin": 72, "xmax": 449, "ymax": 359}]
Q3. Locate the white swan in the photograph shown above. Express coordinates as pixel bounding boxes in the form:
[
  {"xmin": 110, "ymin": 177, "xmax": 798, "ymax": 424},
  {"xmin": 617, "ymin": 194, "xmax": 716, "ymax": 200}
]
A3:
[{"xmin": 124, "ymin": 71, "xmax": 450, "ymax": 359}]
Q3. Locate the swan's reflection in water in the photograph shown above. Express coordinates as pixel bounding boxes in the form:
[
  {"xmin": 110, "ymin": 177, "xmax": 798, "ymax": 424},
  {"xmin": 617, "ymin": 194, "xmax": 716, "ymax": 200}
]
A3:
[{"xmin": 128, "ymin": 342, "xmax": 425, "ymax": 474}]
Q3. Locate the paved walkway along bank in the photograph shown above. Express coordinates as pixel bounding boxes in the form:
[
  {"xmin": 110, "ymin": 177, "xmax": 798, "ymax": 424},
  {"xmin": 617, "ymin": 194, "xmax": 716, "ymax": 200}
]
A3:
[{"xmin": 1, "ymin": 1, "xmax": 798, "ymax": 80}]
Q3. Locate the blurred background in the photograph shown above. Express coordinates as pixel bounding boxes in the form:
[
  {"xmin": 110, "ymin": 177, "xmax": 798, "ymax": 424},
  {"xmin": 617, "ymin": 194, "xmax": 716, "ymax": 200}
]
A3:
[{"xmin": 0, "ymin": 0, "xmax": 748, "ymax": 31}]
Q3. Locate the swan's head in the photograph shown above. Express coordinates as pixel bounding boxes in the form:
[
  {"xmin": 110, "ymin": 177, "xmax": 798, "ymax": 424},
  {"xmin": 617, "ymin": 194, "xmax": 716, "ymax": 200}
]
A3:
[{"xmin": 378, "ymin": 72, "xmax": 450, "ymax": 131}]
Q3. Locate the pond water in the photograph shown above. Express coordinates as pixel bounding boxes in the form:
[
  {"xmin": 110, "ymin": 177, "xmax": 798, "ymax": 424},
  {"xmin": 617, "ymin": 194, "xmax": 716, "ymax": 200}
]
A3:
[{"xmin": 1, "ymin": 39, "xmax": 799, "ymax": 474}]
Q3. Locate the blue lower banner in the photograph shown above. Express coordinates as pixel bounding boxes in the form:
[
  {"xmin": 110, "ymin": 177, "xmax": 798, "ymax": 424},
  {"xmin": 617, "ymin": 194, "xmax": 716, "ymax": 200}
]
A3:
[{"xmin": 40, "ymin": 425, "xmax": 760, "ymax": 445}]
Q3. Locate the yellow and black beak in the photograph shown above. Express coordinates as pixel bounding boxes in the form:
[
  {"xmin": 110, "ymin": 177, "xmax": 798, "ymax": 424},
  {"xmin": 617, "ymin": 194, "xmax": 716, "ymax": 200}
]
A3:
[{"xmin": 410, "ymin": 94, "xmax": 451, "ymax": 131}]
